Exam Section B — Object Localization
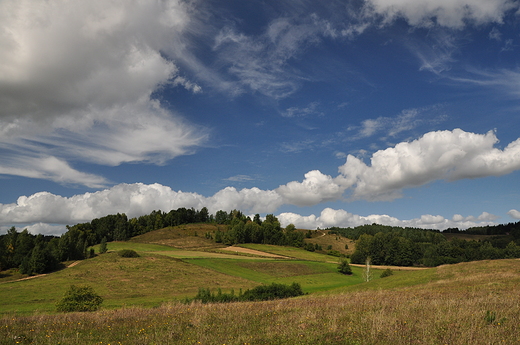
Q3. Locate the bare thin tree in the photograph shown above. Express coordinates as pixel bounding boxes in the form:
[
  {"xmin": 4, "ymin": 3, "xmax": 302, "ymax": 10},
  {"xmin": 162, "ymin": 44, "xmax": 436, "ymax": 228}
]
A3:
[{"xmin": 363, "ymin": 257, "xmax": 372, "ymax": 282}]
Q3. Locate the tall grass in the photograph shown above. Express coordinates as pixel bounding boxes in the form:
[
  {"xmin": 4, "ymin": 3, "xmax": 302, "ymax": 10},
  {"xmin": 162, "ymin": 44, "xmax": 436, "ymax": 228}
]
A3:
[
  {"xmin": 2, "ymin": 259, "xmax": 519, "ymax": 344},
  {"xmin": 1, "ymin": 288, "xmax": 517, "ymax": 344}
]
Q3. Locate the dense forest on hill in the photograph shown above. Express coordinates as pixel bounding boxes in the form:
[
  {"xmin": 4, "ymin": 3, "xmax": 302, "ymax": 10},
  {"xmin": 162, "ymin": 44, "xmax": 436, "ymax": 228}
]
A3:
[
  {"xmin": 2, "ymin": 208, "xmax": 520, "ymax": 275},
  {"xmin": 329, "ymin": 222, "xmax": 520, "ymax": 266}
]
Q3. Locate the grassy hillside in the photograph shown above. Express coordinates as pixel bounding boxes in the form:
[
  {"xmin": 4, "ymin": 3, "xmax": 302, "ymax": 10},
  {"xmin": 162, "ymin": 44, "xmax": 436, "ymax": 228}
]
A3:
[
  {"xmin": 129, "ymin": 223, "xmax": 227, "ymax": 249},
  {"xmin": 2, "ymin": 225, "xmax": 519, "ymax": 344},
  {"xmin": 2, "ymin": 259, "xmax": 519, "ymax": 344},
  {"xmin": 0, "ymin": 250, "xmax": 258, "ymax": 314},
  {"xmin": 0, "ymin": 238, "xmax": 369, "ymax": 315},
  {"xmin": 303, "ymin": 230, "xmax": 356, "ymax": 255}
]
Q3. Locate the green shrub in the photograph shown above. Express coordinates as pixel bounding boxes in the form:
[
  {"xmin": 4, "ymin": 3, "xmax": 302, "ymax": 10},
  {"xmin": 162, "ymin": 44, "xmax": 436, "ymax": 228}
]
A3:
[
  {"xmin": 241, "ymin": 282, "xmax": 304, "ymax": 301},
  {"xmin": 328, "ymin": 250, "xmax": 341, "ymax": 257},
  {"xmin": 118, "ymin": 249, "xmax": 140, "ymax": 258},
  {"xmin": 99, "ymin": 237, "xmax": 108, "ymax": 254},
  {"xmin": 380, "ymin": 268, "xmax": 393, "ymax": 278},
  {"xmin": 56, "ymin": 285, "xmax": 103, "ymax": 312},
  {"xmin": 190, "ymin": 283, "xmax": 304, "ymax": 304},
  {"xmin": 338, "ymin": 259, "xmax": 352, "ymax": 275},
  {"xmin": 304, "ymin": 243, "xmax": 315, "ymax": 252}
]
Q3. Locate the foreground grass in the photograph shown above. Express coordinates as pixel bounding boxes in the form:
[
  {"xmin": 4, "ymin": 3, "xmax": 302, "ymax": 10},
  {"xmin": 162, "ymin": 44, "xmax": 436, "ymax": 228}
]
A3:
[{"xmin": 2, "ymin": 259, "xmax": 519, "ymax": 345}]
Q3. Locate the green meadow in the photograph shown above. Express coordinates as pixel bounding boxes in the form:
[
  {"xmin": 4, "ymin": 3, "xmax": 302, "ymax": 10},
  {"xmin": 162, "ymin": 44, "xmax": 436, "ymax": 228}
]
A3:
[
  {"xmin": 2, "ymin": 229, "xmax": 519, "ymax": 344},
  {"xmin": 0, "ymin": 239, "xmax": 376, "ymax": 315}
]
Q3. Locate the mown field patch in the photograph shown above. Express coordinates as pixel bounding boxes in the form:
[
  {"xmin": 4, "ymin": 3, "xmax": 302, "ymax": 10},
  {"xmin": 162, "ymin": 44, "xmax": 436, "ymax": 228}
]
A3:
[
  {"xmin": 187, "ymin": 258, "xmax": 367, "ymax": 292},
  {"xmin": 239, "ymin": 243, "xmax": 341, "ymax": 262}
]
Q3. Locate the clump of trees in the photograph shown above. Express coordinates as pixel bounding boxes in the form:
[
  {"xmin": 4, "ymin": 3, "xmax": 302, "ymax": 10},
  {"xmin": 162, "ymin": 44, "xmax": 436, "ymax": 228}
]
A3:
[
  {"xmin": 213, "ymin": 211, "xmax": 304, "ymax": 248},
  {"xmin": 189, "ymin": 283, "xmax": 304, "ymax": 304},
  {"xmin": 55, "ymin": 285, "xmax": 103, "ymax": 312},
  {"xmin": 0, "ymin": 207, "xmax": 215, "ymax": 275},
  {"xmin": 331, "ymin": 223, "xmax": 520, "ymax": 267},
  {"xmin": 0, "ymin": 228, "xmax": 60, "ymax": 275}
]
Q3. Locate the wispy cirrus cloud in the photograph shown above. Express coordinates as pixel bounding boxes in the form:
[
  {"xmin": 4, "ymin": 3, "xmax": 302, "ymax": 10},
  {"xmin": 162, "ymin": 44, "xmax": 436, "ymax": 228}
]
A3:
[
  {"xmin": 212, "ymin": 17, "xmax": 324, "ymax": 99},
  {"xmin": 450, "ymin": 68, "xmax": 520, "ymax": 98},
  {"xmin": 282, "ymin": 102, "xmax": 323, "ymax": 118},
  {"xmin": 349, "ymin": 106, "xmax": 447, "ymax": 141}
]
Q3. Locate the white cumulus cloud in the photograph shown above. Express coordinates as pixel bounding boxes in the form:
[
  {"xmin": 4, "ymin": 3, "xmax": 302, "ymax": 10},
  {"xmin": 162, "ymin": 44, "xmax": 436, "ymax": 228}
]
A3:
[
  {"xmin": 507, "ymin": 209, "xmax": 520, "ymax": 219},
  {"xmin": 0, "ymin": 183, "xmax": 283, "ymax": 227},
  {"xmin": 276, "ymin": 170, "xmax": 344, "ymax": 206},
  {"xmin": 364, "ymin": 0, "xmax": 519, "ymax": 28},
  {"xmin": 337, "ymin": 129, "xmax": 520, "ymax": 200},
  {"xmin": 277, "ymin": 208, "xmax": 498, "ymax": 230}
]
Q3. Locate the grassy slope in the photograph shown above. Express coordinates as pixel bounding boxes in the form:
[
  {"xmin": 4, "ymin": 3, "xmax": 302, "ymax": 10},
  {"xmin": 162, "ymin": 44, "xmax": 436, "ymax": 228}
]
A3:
[
  {"xmin": 0, "ymin": 238, "xmax": 366, "ymax": 314},
  {"xmin": 3, "ymin": 224, "xmax": 520, "ymax": 344},
  {"xmin": 188, "ymin": 258, "xmax": 366, "ymax": 293},
  {"xmin": 303, "ymin": 230, "xmax": 356, "ymax": 255},
  {"xmin": 2, "ymin": 259, "xmax": 519, "ymax": 345},
  {"xmin": 0, "ymin": 251, "xmax": 257, "ymax": 314},
  {"xmin": 239, "ymin": 243, "xmax": 344, "ymax": 262},
  {"xmin": 129, "ymin": 223, "xmax": 227, "ymax": 250}
]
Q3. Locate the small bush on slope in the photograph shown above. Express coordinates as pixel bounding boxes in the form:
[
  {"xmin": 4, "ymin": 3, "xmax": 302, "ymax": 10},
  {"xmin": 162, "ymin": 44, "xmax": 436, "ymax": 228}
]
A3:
[{"xmin": 56, "ymin": 285, "xmax": 103, "ymax": 312}]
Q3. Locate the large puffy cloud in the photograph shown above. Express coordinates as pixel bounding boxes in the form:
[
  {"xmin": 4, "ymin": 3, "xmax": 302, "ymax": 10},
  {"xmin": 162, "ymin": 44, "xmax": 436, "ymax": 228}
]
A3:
[
  {"xmin": 364, "ymin": 0, "xmax": 519, "ymax": 28},
  {"xmin": 2, "ymin": 129, "xmax": 520, "ymax": 232},
  {"xmin": 338, "ymin": 129, "xmax": 520, "ymax": 200},
  {"xmin": 507, "ymin": 209, "xmax": 520, "ymax": 219},
  {"xmin": 276, "ymin": 170, "xmax": 343, "ymax": 206},
  {"xmin": 0, "ymin": 0, "xmax": 207, "ymax": 186},
  {"xmin": 0, "ymin": 183, "xmax": 282, "ymax": 227}
]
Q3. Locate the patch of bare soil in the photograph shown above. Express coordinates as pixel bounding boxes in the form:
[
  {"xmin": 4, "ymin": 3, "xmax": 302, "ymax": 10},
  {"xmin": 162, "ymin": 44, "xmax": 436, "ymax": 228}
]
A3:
[
  {"xmin": 2, "ymin": 261, "xmax": 82, "ymax": 284},
  {"xmin": 221, "ymin": 246, "xmax": 287, "ymax": 258},
  {"xmin": 349, "ymin": 263, "xmax": 429, "ymax": 271}
]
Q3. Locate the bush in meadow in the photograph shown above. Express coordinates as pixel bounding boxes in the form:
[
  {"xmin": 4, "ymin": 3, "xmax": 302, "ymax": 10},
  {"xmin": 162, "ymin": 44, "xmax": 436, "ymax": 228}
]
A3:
[
  {"xmin": 118, "ymin": 249, "xmax": 140, "ymax": 258},
  {"xmin": 56, "ymin": 285, "xmax": 103, "ymax": 312}
]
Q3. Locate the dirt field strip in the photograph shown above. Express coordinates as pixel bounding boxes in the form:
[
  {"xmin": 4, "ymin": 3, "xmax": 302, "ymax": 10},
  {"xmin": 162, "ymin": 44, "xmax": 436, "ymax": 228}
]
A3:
[
  {"xmin": 1, "ymin": 261, "xmax": 82, "ymax": 284},
  {"xmin": 221, "ymin": 246, "xmax": 288, "ymax": 258},
  {"xmin": 349, "ymin": 263, "xmax": 429, "ymax": 271}
]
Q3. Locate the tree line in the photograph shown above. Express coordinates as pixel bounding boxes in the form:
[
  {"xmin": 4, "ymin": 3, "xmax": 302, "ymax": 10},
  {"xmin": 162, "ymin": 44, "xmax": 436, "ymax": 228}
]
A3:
[
  {"xmin": 0, "ymin": 207, "xmax": 302, "ymax": 275},
  {"xmin": 0, "ymin": 207, "xmax": 212, "ymax": 275},
  {"xmin": 330, "ymin": 222, "xmax": 520, "ymax": 267},
  {"xmin": 4, "ymin": 208, "xmax": 520, "ymax": 275}
]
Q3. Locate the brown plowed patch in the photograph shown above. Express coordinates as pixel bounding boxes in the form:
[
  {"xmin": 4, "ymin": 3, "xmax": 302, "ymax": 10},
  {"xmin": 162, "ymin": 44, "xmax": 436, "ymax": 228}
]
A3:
[{"xmin": 221, "ymin": 246, "xmax": 287, "ymax": 258}]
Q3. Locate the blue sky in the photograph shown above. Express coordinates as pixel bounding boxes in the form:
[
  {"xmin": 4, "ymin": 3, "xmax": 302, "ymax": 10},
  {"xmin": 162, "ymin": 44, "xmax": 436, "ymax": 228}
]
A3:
[{"xmin": 2, "ymin": 0, "xmax": 520, "ymax": 235}]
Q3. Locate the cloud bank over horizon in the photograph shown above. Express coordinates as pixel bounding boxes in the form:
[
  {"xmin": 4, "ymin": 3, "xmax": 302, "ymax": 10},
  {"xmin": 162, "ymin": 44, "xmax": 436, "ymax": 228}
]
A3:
[{"xmin": 2, "ymin": 128, "xmax": 519, "ymax": 235}]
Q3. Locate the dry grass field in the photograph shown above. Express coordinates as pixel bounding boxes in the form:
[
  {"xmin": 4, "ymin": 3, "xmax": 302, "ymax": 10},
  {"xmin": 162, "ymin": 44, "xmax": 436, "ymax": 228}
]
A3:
[{"xmin": 2, "ymin": 259, "xmax": 519, "ymax": 344}]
